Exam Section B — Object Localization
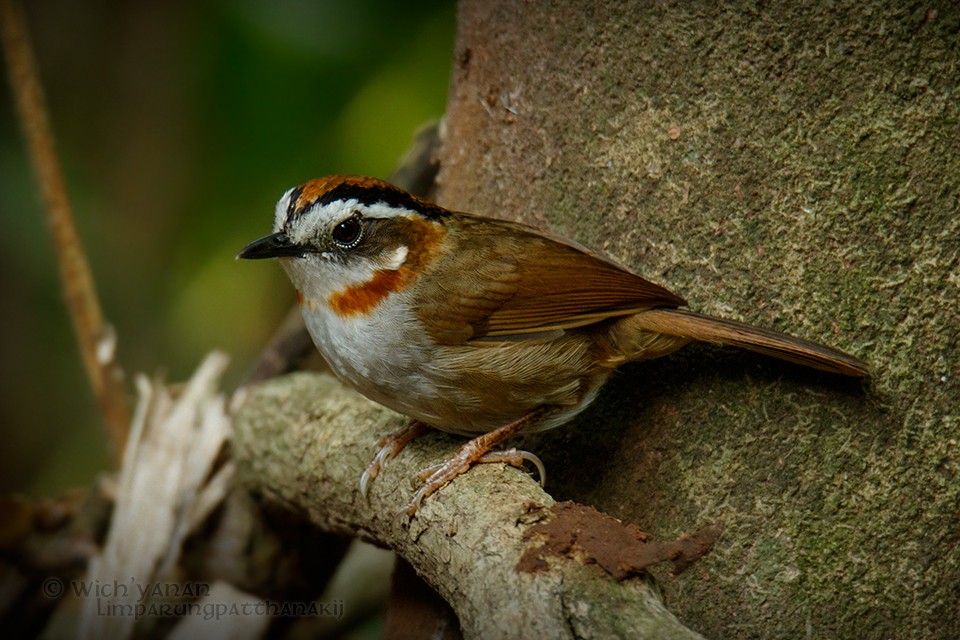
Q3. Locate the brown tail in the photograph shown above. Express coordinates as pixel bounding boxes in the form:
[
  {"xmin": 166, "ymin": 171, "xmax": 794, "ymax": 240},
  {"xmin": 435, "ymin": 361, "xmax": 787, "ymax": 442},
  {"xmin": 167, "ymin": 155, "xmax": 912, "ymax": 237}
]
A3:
[{"xmin": 633, "ymin": 308, "xmax": 869, "ymax": 377}]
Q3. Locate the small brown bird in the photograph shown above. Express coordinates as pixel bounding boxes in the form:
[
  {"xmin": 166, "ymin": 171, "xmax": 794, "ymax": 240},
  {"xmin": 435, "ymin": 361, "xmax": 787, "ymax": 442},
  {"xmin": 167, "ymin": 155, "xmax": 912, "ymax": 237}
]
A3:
[{"xmin": 239, "ymin": 176, "xmax": 868, "ymax": 515}]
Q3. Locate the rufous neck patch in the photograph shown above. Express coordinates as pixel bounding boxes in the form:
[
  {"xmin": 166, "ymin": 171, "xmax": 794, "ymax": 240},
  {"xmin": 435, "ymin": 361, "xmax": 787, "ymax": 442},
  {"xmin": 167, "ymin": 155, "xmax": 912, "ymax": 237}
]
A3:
[{"xmin": 328, "ymin": 268, "xmax": 408, "ymax": 317}]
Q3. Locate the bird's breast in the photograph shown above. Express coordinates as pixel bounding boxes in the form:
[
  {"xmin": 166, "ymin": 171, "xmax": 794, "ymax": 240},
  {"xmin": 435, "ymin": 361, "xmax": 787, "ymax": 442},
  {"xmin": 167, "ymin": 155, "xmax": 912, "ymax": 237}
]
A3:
[{"xmin": 301, "ymin": 291, "xmax": 447, "ymax": 413}]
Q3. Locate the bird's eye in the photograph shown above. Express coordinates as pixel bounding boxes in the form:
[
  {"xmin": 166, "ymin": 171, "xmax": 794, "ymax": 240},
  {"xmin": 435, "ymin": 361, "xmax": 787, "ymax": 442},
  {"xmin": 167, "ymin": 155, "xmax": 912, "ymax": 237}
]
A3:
[{"xmin": 332, "ymin": 215, "xmax": 362, "ymax": 248}]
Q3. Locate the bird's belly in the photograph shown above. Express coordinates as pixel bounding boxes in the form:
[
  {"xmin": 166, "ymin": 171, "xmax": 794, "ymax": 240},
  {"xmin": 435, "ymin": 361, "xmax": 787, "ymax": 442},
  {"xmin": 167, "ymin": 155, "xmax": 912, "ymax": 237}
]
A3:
[
  {"xmin": 302, "ymin": 301, "xmax": 606, "ymax": 436},
  {"xmin": 422, "ymin": 334, "xmax": 608, "ymax": 435}
]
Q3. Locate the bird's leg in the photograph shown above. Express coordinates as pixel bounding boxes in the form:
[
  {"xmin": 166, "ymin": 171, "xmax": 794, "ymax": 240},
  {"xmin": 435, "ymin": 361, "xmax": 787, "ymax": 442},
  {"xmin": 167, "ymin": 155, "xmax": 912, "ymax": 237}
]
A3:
[
  {"xmin": 360, "ymin": 420, "xmax": 429, "ymax": 498},
  {"xmin": 414, "ymin": 449, "xmax": 546, "ymax": 487},
  {"xmin": 402, "ymin": 408, "xmax": 547, "ymax": 517}
]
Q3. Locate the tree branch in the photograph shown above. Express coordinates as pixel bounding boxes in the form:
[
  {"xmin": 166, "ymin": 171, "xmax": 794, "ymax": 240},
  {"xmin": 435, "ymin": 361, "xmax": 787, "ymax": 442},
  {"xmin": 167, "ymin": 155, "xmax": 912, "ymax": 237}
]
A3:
[{"xmin": 232, "ymin": 372, "xmax": 704, "ymax": 640}]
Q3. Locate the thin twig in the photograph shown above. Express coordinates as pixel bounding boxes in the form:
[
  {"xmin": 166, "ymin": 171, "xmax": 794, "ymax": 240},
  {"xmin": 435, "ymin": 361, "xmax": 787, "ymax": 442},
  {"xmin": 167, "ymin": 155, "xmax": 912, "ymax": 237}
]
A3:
[{"xmin": 0, "ymin": 0, "xmax": 129, "ymax": 460}]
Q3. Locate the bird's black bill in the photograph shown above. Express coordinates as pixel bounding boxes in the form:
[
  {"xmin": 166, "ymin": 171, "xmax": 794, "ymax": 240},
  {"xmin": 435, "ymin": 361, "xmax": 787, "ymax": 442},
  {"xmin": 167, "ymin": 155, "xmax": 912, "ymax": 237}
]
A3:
[{"xmin": 236, "ymin": 232, "xmax": 304, "ymax": 259}]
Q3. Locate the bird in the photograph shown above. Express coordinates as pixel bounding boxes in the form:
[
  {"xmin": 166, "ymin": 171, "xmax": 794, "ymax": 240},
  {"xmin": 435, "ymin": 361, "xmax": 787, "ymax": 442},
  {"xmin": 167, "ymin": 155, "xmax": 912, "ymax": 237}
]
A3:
[{"xmin": 238, "ymin": 175, "xmax": 868, "ymax": 516}]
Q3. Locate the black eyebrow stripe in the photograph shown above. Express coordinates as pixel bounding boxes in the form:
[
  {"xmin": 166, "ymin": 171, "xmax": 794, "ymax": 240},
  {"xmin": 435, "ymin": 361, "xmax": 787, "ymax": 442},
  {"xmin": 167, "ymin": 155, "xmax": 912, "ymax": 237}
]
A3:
[{"xmin": 317, "ymin": 182, "xmax": 449, "ymax": 220}]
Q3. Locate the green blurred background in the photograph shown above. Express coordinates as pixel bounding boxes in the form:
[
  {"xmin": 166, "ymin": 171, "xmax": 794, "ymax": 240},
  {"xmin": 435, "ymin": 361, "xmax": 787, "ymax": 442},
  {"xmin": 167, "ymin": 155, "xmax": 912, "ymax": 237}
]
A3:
[{"xmin": 0, "ymin": 0, "xmax": 456, "ymax": 496}]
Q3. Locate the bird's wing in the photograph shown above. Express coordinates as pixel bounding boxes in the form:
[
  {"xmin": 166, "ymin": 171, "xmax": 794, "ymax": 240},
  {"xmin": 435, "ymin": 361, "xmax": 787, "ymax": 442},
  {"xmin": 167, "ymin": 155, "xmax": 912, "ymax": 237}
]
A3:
[{"xmin": 415, "ymin": 216, "xmax": 686, "ymax": 345}]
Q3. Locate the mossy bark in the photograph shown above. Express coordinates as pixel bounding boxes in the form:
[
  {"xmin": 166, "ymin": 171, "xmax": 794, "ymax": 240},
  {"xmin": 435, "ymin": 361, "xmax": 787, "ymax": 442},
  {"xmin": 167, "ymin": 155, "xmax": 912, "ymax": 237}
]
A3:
[{"xmin": 436, "ymin": 1, "xmax": 959, "ymax": 638}]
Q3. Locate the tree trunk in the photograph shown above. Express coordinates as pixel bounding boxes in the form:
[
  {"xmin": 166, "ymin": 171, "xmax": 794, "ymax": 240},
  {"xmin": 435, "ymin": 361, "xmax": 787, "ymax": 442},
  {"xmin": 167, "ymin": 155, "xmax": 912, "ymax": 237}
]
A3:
[{"xmin": 436, "ymin": 1, "xmax": 960, "ymax": 638}]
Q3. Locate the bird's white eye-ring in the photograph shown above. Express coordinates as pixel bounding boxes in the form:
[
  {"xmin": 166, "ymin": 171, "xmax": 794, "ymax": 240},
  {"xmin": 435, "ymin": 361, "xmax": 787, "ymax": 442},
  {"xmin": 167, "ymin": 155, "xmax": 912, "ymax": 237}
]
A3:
[{"xmin": 332, "ymin": 213, "xmax": 363, "ymax": 248}]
